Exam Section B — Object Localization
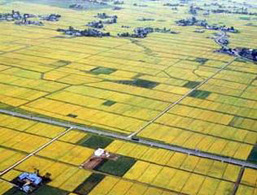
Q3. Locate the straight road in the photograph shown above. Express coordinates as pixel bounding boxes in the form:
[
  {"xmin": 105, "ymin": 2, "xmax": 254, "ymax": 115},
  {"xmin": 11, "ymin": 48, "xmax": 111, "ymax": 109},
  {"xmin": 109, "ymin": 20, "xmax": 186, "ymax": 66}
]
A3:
[
  {"xmin": 128, "ymin": 57, "xmax": 237, "ymax": 138},
  {"xmin": 0, "ymin": 109, "xmax": 257, "ymax": 169},
  {"xmin": 0, "ymin": 126, "xmax": 73, "ymax": 176}
]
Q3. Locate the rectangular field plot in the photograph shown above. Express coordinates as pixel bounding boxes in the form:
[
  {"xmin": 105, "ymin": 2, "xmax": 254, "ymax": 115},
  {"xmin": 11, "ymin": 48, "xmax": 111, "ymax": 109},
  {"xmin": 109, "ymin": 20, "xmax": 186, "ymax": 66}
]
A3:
[
  {"xmin": 0, "ymin": 147, "xmax": 26, "ymax": 172},
  {"xmin": 0, "ymin": 127, "xmax": 50, "ymax": 153},
  {"xmin": 95, "ymin": 155, "xmax": 136, "ymax": 177},
  {"xmin": 37, "ymin": 141, "xmax": 94, "ymax": 166},
  {"xmin": 0, "ymin": 180, "xmax": 13, "ymax": 195},
  {"xmin": 123, "ymin": 160, "xmax": 235, "ymax": 194},
  {"xmin": 10, "ymin": 156, "xmax": 92, "ymax": 193},
  {"xmin": 59, "ymin": 130, "xmax": 87, "ymax": 144},
  {"xmin": 0, "ymin": 1, "xmax": 257, "ymax": 195},
  {"xmin": 138, "ymin": 122, "xmax": 253, "ymax": 160},
  {"xmin": 105, "ymin": 140, "xmax": 241, "ymax": 183},
  {"xmin": 241, "ymin": 168, "xmax": 257, "ymax": 188},
  {"xmin": 0, "ymin": 112, "xmax": 242, "ymax": 195},
  {"xmin": 0, "ymin": 113, "xmax": 67, "ymax": 138},
  {"xmin": 236, "ymin": 185, "xmax": 257, "ymax": 195}
]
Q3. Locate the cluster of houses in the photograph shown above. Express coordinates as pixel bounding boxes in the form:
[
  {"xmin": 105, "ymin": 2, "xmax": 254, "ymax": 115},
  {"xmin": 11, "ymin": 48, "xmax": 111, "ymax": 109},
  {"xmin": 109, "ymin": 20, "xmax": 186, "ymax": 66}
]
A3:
[
  {"xmin": 176, "ymin": 17, "xmax": 239, "ymax": 33},
  {"xmin": 176, "ymin": 17, "xmax": 207, "ymax": 27},
  {"xmin": 69, "ymin": 0, "xmax": 110, "ymax": 9},
  {"xmin": 69, "ymin": 4, "xmax": 88, "ymax": 9},
  {"xmin": 118, "ymin": 27, "xmax": 153, "ymax": 38},
  {"xmin": 15, "ymin": 20, "xmax": 44, "ymax": 26},
  {"xmin": 118, "ymin": 27, "xmax": 177, "ymax": 38},
  {"xmin": 0, "ymin": 10, "xmax": 35, "ymax": 22},
  {"xmin": 200, "ymin": 2, "xmax": 257, "ymax": 16},
  {"xmin": 95, "ymin": 13, "xmax": 118, "ymax": 23},
  {"xmin": 39, "ymin": 14, "xmax": 61, "ymax": 21},
  {"xmin": 211, "ymin": 9, "xmax": 257, "ymax": 16},
  {"xmin": 86, "ymin": 18, "xmax": 117, "ymax": 28},
  {"xmin": 207, "ymin": 25, "xmax": 238, "ymax": 33},
  {"xmin": 96, "ymin": 13, "xmax": 115, "ymax": 19},
  {"xmin": 57, "ymin": 26, "xmax": 110, "ymax": 37},
  {"xmin": 187, "ymin": 2, "xmax": 257, "ymax": 17},
  {"xmin": 58, "ymin": 25, "xmax": 177, "ymax": 39},
  {"xmin": 69, "ymin": 0, "xmax": 124, "ymax": 9},
  {"xmin": 0, "ymin": 10, "xmax": 61, "ymax": 26},
  {"xmin": 188, "ymin": 2, "xmax": 257, "ymax": 16},
  {"xmin": 86, "ymin": 13, "xmax": 118, "ymax": 29},
  {"xmin": 86, "ymin": 21, "xmax": 104, "ymax": 28},
  {"xmin": 217, "ymin": 47, "xmax": 257, "ymax": 61}
]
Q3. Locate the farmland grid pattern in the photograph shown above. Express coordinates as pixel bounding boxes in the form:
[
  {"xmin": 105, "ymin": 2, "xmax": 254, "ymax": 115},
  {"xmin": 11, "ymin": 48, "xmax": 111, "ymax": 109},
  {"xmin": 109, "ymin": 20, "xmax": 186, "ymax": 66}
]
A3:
[
  {"xmin": 0, "ymin": 109, "xmax": 257, "ymax": 169},
  {"xmin": 0, "ymin": 1, "xmax": 257, "ymax": 194}
]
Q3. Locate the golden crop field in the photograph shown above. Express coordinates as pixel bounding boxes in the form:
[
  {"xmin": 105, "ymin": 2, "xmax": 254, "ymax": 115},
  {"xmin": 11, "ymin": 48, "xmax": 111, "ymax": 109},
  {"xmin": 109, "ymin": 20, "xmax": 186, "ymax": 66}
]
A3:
[
  {"xmin": 0, "ymin": 0, "xmax": 256, "ymax": 194},
  {"xmin": 0, "ymin": 114, "xmax": 246, "ymax": 194}
]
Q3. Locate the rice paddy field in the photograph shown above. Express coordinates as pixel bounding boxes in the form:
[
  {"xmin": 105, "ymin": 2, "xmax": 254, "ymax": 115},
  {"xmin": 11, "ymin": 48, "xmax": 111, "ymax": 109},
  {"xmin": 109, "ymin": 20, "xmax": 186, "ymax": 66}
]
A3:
[
  {"xmin": 0, "ymin": 0, "xmax": 256, "ymax": 194},
  {"xmin": 0, "ymin": 114, "xmax": 255, "ymax": 195}
]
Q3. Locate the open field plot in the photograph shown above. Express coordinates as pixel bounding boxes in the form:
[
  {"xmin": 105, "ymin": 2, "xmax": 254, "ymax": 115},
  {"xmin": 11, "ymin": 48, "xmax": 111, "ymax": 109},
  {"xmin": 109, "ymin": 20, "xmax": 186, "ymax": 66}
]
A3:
[
  {"xmin": 0, "ymin": 0, "xmax": 241, "ymax": 137},
  {"xmin": 0, "ymin": 147, "xmax": 25, "ymax": 173},
  {"xmin": 0, "ymin": 126, "xmax": 50, "ymax": 153},
  {"xmin": 0, "ymin": 0, "xmax": 257, "ymax": 194},
  {"xmin": 237, "ymin": 167, "xmax": 257, "ymax": 195},
  {"xmin": 0, "ymin": 114, "xmax": 67, "ymax": 174},
  {"xmin": 1, "ymin": 156, "xmax": 178, "ymax": 194},
  {"xmin": 105, "ymin": 139, "xmax": 241, "ymax": 194},
  {"xmin": 0, "ymin": 116, "xmax": 179, "ymax": 194},
  {"xmin": 138, "ymin": 59, "xmax": 257, "ymax": 160},
  {"xmin": 0, "ymin": 114, "xmax": 247, "ymax": 195}
]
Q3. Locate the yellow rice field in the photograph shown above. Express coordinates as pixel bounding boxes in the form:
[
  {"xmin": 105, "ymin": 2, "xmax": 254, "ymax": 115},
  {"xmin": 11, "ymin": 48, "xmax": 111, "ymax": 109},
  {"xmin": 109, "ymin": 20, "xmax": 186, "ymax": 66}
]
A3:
[{"xmin": 0, "ymin": 0, "xmax": 257, "ymax": 194}]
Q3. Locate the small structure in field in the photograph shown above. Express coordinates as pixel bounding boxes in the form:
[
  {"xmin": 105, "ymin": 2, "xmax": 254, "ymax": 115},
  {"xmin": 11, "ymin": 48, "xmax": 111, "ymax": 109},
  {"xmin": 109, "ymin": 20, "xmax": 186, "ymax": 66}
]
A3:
[
  {"xmin": 113, "ymin": 6, "xmax": 122, "ymax": 10},
  {"xmin": 12, "ymin": 170, "xmax": 51, "ymax": 193},
  {"xmin": 194, "ymin": 29, "xmax": 205, "ymax": 33},
  {"xmin": 137, "ymin": 17, "xmax": 155, "ymax": 21},
  {"xmin": 86, "ymin": 20, "xmax": 104, "ymax": 29},
  {"xmin": 81, "ymin": 148, "xmax": 119, "ymax": 169},
  {"xmin": 39, "ymin": 14, "xmax": 61, "ymax": 21}
]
